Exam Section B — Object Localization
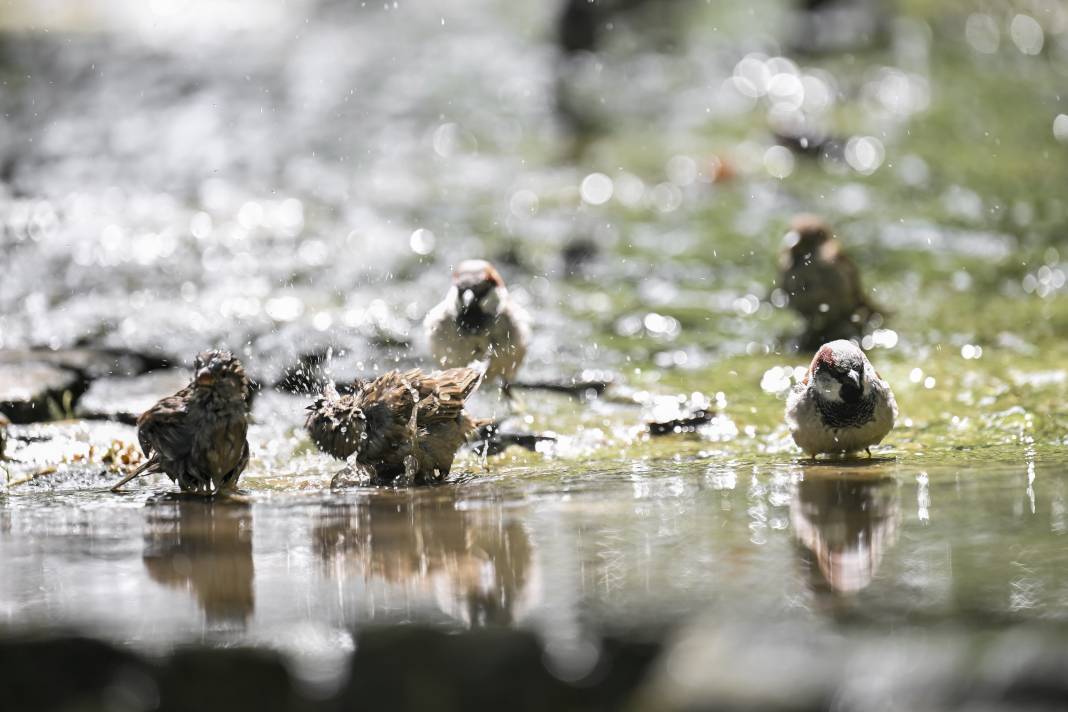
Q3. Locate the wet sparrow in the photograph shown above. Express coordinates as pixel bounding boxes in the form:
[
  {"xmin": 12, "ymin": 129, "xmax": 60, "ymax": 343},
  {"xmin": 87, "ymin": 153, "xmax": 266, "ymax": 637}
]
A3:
[
  {"xmin": 305, "ymin": 367, "xmax": 483, "ymax": 485},
  {"xmin": 0, "ymin": 412, "xmax": 9, "ymax": 460},
  {"xmin": 424, "ymin": 260, "xmax": 530, "ymax": 388},
  {"xmin": 785, "ymin": 339, "xmax": 896, "ymax": 457},
  {"xmin": 777, "ymin": 214, "xmax": 879, "ymax": 349},
  {"xmin": 111, "ymin": 350, "xmax": 251, "ymax": 495}
]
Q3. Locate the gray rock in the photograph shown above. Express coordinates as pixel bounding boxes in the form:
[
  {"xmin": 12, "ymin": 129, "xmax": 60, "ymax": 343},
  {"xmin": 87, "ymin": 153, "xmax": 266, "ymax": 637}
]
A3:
[
  {"xmin": 0, "ymin": 347, "xmax": 167, "ymax": 380},
  {"xmin": 0, "ymin": 419, "xmax": 141, "ymax": 491},
  {"xmin": 0, "ymin": 362, "xmax": 84, "ymax": 423},
  {"xmin": 76, "ymin": 369, "xmax": 191, "ymax": 424}
]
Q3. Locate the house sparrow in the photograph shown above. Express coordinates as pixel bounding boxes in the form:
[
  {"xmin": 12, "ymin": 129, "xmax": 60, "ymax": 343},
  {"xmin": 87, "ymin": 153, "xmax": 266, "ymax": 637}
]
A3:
[
  {"xmin": 111, "ymin": 350, "xmax": 251, "ymax": 495},
  {"xmin": 0, "ymin": 412, "xmax": 9, "ymax": 460},
  {"xmin": 424, "ymin": 260, "xmax": 530, "ymax": 389},
  {"xmin": 785, "ymin": 339, "xmax": 897, "ymax": 457},
  {"xmin": 305, "ymin": 367, "xmax": 483, "ymax": 485},
  {"xmin": 777, "ymin": 214, "xmax": 879, "ymax": 349}
]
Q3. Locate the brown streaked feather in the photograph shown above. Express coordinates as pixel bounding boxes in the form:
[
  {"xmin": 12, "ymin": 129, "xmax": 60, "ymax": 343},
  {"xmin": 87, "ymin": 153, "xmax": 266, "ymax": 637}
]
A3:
[
  {"xmin": 137, "ymin": 392, "xmax": 193, "ymax": 459},
  {"xmin": 115, "ymin": 352, "xmax": 250, "ymax": 495},
  {"xmin": 414, "ymin": 367, "xmax": 482, "ymax": 424},
  {"xmin": 305, "ymin": 367, "xmax": 483, "ymax": 484}
]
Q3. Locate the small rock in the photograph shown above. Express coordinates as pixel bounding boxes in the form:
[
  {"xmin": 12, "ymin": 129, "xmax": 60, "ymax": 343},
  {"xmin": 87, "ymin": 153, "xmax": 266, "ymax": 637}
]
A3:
[
  {"xmin": 273, "ymin": 350, "xmax": 330, "ymax": 395},
  {"xmin": 159, "ymin": 647, "xmax": 298, "ymax": 712},
  {"xmin": 469, "ymin": 422, "xmax": 556, "ymax": 456},
  {"xmin": 646, "ymin": 409, "xmax": 714, "ymax": 437},
  {"xmin": 0, "ymin": 362, "xmax": 84, "ymax": 423},
  {"xmin": 2, "ymin": 419, "xmax": 141, "ymax": 491},
  {"xmin": 76, "ymin": 370, "xmax": 191, "ymax": 424},
  {"xmin": 0, "ymin": 635, "xmax": 156, "ymax": 712},
  {"xmin": 0, "ymin": 347, "xmax": 169, "ymax": 380}
]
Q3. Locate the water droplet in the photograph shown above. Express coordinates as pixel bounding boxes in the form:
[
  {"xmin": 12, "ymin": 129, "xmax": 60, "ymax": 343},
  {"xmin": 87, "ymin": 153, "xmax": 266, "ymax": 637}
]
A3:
[
  {"xmin": 1010, "ymin": 14, "xmax": 1044, "ymax": 55},
  {"xmin": 845, "ymin": 136, "xmax": 885, "ymax": 175},
  {"xmin": 580, "ymin": 173, "xmax": 614, "ymax": 205},
  {"xmin": 763, "ymin": 145, "xmax": 794, "ymax": 179},
  {"xmin": 409, "ymin": 228, "xmax": 435, "ymax": 255},
  {"xmin": 965, "ymin": 14, "xmax": 999, "ymax": 54}
]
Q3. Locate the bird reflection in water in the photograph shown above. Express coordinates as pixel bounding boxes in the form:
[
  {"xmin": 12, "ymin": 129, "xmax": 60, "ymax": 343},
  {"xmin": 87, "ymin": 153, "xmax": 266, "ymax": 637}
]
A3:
[
  {"xmin": 314, "ymin": 493, "xmax": 533, "ymax": 627},
  {"xmin": 142, "ymin": 495, "xmax": 254, "ymax": 625},
  {"xmin": 791, "ymin": 473, "xmax": 900, "ymax": 595}
]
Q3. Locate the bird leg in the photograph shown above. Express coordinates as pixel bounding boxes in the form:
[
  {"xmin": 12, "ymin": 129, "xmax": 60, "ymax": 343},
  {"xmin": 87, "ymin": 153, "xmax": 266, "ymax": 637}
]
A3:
[{"xmin": 109, "ymin": 458, "xmax": 154, "ymax": 492}]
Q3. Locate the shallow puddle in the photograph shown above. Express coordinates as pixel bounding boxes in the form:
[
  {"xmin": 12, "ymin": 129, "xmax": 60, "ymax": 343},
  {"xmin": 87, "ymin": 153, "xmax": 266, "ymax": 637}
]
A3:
[{"xmin": 3, "ymin": 445, "xmax": 1066, "ymax": 689}]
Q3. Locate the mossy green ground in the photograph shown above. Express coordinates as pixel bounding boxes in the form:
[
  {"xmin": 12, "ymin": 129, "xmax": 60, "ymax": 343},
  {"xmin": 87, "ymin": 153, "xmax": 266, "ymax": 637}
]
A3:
[{"xmin": 467, "ymin": 0, "xmax": 1068, "ymax": 476}]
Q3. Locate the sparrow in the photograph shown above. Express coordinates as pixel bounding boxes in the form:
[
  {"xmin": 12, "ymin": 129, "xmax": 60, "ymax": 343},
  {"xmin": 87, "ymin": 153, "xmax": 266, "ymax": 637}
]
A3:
[
  {"xmin": 305, "ymin": 367, "xmax": 483, "ymax": 485},
  {"xmin": 785, "ymin": 339, "xmax": 897, "ymax": 457},
  {"xmin": 111, "ymin": 350, "xmax": 251, "ymax": 495},
  {"xmin": 777, "ymin": 214, "xmax": 880, "ymax": 350},
  {"xmin": 424, "ymin": 260, "xmax": 530, "ymax": 389},
  {"xmin": 0, "ymin": 412, "xmax": 9, "ymax": 460}
]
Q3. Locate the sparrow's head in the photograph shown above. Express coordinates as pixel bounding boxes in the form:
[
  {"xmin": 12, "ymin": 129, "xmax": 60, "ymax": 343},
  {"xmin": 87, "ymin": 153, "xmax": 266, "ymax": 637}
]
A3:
[
  {"xmin": 451, "ymin": 259, "xmax": 506, "ymax": 333},
  {"xmin": 305, "ymin": 389, "xmax": 367, "ymax": 460},
  {"xmin": 193, "ymin": 350, "xmax": 250, "ymax": 401},
  {"xmin": 806, "ymin": 340, "xmax": 872, "ymax": 405},
  {"xmin": 783, "ymin": 213, "xmax": 833, "ymax": 258}
]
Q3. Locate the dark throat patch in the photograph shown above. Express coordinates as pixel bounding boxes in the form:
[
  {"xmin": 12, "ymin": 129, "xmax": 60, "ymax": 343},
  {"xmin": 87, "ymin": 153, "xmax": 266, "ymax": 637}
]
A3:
[{"xmin": 817, "ymin": 392, "xmax": 876, "ymax": 429}]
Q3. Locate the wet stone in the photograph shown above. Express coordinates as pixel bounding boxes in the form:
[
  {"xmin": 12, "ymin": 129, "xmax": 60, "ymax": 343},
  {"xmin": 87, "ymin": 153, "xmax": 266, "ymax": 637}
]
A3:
[
  {"xmin": 76, "ymin": 369, "xmax": 191, "ymax": 425},
  {"xmin": 0, "ymin": 635, "xmax": 156, "ymax": 712},
  {"xmin": 0, "ymin": 361, "xmax": 84, "ymax": 423},
  {"xmin": 2, "ymin": 419, "xmax": 141, "ymax": 491},
  {"xmin": 0, "ymin": 347, "xmax": 168, "ymax": 381}
]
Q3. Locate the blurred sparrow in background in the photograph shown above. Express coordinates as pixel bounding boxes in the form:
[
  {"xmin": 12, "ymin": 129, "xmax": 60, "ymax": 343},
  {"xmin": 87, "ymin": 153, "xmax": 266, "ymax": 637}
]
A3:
[
  {"xmin": 424, "ymin": 260, "xmax": 529, "ymax": 391},
  {"xmin": 305, "ymin": 367, "xmax": 483, "ymax": 486},
  {"xmin": 785, "ymin": 339, "xmax": 896, "ymax": 457},
  {"xmin": 112, "ymin": 350, "xmax": 251, "ymax": 494},
  {"xmin": 777, "ymin": 214, "xmax": 881, "ymax": 350}
]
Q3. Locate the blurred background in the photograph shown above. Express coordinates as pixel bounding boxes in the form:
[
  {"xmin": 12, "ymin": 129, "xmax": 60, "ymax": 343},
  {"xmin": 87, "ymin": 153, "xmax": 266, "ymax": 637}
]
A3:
[{"xmin": 2, "ymin": 0, "xmax": 1068, "ymax": 710}]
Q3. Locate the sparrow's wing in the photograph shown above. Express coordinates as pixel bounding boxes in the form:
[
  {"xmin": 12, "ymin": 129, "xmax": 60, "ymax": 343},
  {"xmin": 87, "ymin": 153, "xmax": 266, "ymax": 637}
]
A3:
[
  {"xmin": 136, "ymin": 391, "xmax": 194, "ymax": 462},
  {"xmin": 417, "ymin": 367, "xmax": 481, "ymax": 424}
]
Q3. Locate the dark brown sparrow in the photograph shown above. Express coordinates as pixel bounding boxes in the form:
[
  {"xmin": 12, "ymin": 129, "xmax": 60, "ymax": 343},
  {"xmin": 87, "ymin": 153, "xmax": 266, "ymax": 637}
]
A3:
[
  {"xmin": 777, "ymin": 214, "xmax": 880, "ymax": 349},
  {"xmin": 785, "ymin": 340, "xmax": 897, "ymax": 457},
  {"xmin": 111, "ymin": 350, "xmax": 251, "ymax": 495},
  {"xmin": 424, "ymin": 260, "xmax": 529, "ymax": 388},
  {"xmin": 0, "ymin": 411, "xmax": 9, "ymax": 460},
  {"xmin": 305, "ymin": 367, "xmax": 483, "ymax": 485}
]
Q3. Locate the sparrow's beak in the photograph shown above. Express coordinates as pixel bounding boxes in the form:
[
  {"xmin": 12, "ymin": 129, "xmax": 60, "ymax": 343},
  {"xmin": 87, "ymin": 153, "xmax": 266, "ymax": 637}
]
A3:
[
  {"xmin": 847, "ymin": 370, "xmax": 861, "ymax": 389},
  {"xmin": 460, "ymin": 289, "xmax": 476, "ymax": 309},
  {"xmin": 195, "ymin": 368, "xmax": 216, "ymax": 386}
]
